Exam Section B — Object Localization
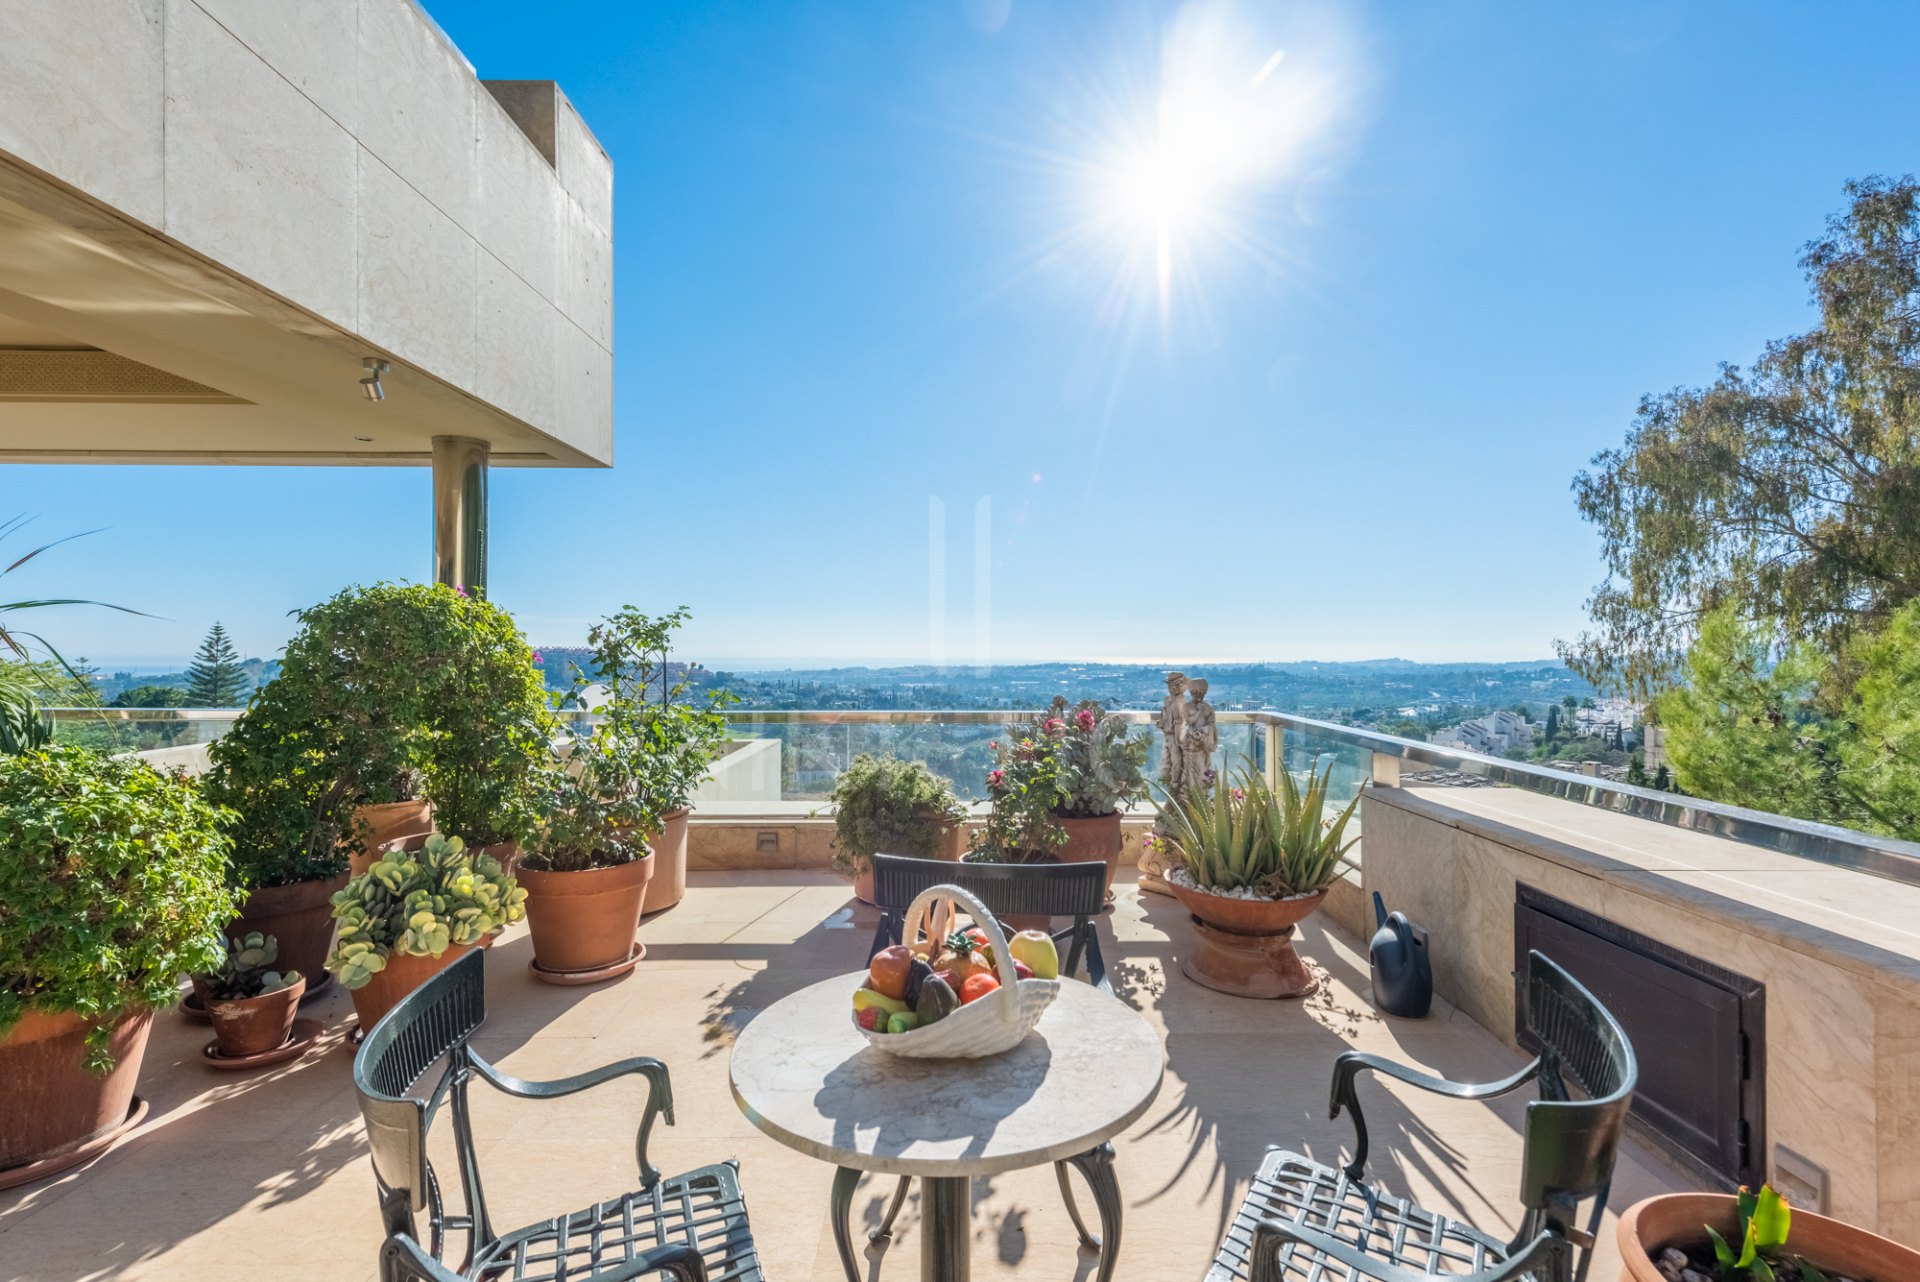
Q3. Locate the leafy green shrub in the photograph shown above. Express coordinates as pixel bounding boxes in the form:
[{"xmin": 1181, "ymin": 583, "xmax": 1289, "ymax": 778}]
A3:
[
  {"xmin": 825, "ymin": 754, "xmax": 965, "ymax": 877},
  {"xmin": 206, "ymin": 583, "xmax": 553, "ymax": 887},
  {"xmin": 0, "ymin": 746, "xmax": 238, "ymax": 1068},
  {"xmin": 326, "ymin": 835, "xmax": 526, "ymax": 989},
  {"xmin": 523, "ymin": 606, "xmax": 733, "ymax": 873}
]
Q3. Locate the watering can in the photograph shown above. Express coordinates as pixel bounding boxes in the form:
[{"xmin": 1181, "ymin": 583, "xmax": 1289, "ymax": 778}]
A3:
[{"xmin": 1368, "ymin": 891, "xmax": 1432, "ymax": 1018}]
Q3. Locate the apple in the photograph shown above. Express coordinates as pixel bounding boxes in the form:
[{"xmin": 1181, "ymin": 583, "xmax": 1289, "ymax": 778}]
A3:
[
  {"xmin": 1008, "ymin": 929, "xmax": 1059, "ymax": 980},
  {"xmin": 868, "ymin": 945, "xmax": 914, "ymax": 1000}
]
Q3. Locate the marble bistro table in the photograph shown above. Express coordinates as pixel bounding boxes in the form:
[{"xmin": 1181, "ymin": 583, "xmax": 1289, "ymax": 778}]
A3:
[{"xmin": 729, "ymin": 970, "xmax": 1163, "ymax": 1282}]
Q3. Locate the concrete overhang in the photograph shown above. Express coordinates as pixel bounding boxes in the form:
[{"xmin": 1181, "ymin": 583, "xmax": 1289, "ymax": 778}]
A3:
[{"xmin": 0, "ymin": 0, "xmax": 613, "ymax": 467}]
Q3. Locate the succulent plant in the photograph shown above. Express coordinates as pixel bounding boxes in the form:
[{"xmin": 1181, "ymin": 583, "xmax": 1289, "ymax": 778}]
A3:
[
  {"xmin": 325, "ymin": 834, "xmax": 527, "ymax": 989},
  {"xmin": 198, "ymin": 931, "xmax": 303, "ymax": 1000},
  {"xmin": 1155, "ymin": 759, "xmax": 1359, "ymax": 897}
]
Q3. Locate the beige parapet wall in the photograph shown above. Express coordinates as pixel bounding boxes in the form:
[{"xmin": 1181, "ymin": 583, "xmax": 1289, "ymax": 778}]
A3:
[
  {"xmin": 1360, "ymin": 785, "xmax": 1920, "ymax": 1246},
  {"xmin": 0, "ymin": 0, "xmax": 612, "ymax": 466}
]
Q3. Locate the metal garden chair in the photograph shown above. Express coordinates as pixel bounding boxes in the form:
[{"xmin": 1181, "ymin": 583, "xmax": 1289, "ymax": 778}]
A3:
[
  {"xmin": 830, "ymin": 853, "xmax": 1120, "ymax": 1282},
  {"xmin": 1206, "ymin": 950, "xmax": 1637, "ymax": 1282},
  {"xmin": 352, "ymin": 950, "xmax": 763, "ymax": 1282}
]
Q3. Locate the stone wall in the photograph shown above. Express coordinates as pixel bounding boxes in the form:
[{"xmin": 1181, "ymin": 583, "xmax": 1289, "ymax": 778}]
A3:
[{"xmin": 1361, "ymin": 785, "xmax": 1920, "ymax": 1243}]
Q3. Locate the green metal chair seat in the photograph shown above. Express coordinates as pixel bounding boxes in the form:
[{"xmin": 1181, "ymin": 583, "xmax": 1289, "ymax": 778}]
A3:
[
  {"xmin": 469, "ymin": 1163, "xmax": 761, "ymax": 1282},
  {"xmin": 1209, "ymin": 1150, "xmax": 1530, "ymax": 1282},
  {"xmin": 1206, "ymin": 951, "xmax": 1636, "ymax": 1282},
  {"xmin": 352, "ymin": 950, "xmax": 762, "ymax": 1282}
]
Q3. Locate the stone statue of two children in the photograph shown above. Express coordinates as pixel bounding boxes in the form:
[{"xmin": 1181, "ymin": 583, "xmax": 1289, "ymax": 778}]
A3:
[{"xmin": 1157, "ymin": 671, "xmax": 1217, "ymax": 797}]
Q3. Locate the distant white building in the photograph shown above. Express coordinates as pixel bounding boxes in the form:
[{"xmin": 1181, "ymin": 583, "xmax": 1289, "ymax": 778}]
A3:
[
  {"xmin": 1574, "ymin": 698, "xmax": 1641, "ymax": 738},
  {"xmin": 1434, "ymin": 709, "xmax": 1535, "ymax": 755}
]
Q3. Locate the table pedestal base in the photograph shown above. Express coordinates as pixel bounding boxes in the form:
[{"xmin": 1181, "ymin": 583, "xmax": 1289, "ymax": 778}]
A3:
[{"xmin": 921, "ymin": 1175, "xmax": 971, "ymax": 1281}]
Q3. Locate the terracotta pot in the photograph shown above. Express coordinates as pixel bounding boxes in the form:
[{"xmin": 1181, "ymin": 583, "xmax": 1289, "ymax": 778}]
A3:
[
  {"xmin": 229, "ymin": 873, "xmax": 349, "ymax": 986},
  {"xmin": 1165, "ymin": 881, "xmax": 1326, "ymax": 999},
  {"xmin": 1056, "ymin": 811, "xmax": 1124, "ymax": 894},
  {"xmin": 852, "ymin": 865, "xmax": 875, "ymax": 905},
  {"xmin": 207, "ymin": 977, "xmax": 306, "ymax": 1058},
  {"xmin": 0, "ymin": 1007, "xmax": 152, "ymax": 1170},
  {"xmin": 519, "ymin": 853, "xmax": 654, "ymax": 974},
  {"xmin": 345, "ymin": 799, "xmax": 432, "ymax": 851},
  {"xmin": 475, "ymin": 842, "xmax": 520, "ymax": 948},
  {"xmin": 347, "ymin": 945, "xmax": 474, "ymax": 1032},
  {"xmin": 923, "ymin": 811, "xmax": 968, "ymax": 862},
  {"xmin": 645, "ymin": 807, "xmax": 691, "ymax": 912},
  {"xmin": 349, "ymin": 830, "xmax": 431, "ymax": 878},
  {"xmin": 1618, "ymin": 1194, "xmax": 1920, "ymax": 1282}
]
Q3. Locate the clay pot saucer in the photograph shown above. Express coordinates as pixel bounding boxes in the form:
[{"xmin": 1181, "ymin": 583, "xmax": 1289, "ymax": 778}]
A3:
[
  {"xmin": 200, "ymin": 1019, "xmax": 323, "ymax": 1072},
  {"xmin": 530, "ymin": 942, "xmax": 645, "ymax": 987},
  {"xmin": 0, "ymin": 1097, "xmax": 149, "ymax": 1193}
]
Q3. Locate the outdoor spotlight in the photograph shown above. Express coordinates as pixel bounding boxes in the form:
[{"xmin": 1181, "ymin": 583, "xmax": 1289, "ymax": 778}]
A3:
[{"xmin": 360, "ymin": 358, "xmax": 389, "ymax": 402}]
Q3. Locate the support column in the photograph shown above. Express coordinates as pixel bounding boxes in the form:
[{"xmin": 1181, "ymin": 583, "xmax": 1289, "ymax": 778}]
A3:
[{"xmin": 432, "ymin": 436, "xmax": 489, "ymax": 596}]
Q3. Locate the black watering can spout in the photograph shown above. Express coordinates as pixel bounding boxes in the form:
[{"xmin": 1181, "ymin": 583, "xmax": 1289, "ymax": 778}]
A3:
[{"xmin": 1372, "ymin": 890, "xmax": 1388, "ymax": 930}]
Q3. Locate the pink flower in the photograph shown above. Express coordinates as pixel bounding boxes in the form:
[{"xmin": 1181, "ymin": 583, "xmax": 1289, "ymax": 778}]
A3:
[
  {"xmin": 1043, "ymin": 717, "xmax": 1064, "ymax": 736},
  {"xmin": 988, "ymin": 740, "xmax": 999, "ymax": 750},
  {"xmin": 1076, "ymin": 708, "xmax": 1097, "ymax": 732},
  {"xmin": 987, "ymin": 769, "xmax": 1007, "ymax": 791},
  {"xmin": 531, "ymin": 650, "xmax": 544, "ymax": 664},
  {"xmin": 454, "ymin": 584, "xmax": 468, "ymax": 597}
]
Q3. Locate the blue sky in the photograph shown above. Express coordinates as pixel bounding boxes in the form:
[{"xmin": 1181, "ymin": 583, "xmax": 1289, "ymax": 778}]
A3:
[{"xmin": 12, "ymin": 1, "xmax": 1920, "ymax": 670}]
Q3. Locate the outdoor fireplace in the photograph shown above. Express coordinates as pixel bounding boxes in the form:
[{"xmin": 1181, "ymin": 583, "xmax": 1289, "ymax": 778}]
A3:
[{"xmin": 1514, "ymin": 885, "xmax": 1766, "ymax": 1189}]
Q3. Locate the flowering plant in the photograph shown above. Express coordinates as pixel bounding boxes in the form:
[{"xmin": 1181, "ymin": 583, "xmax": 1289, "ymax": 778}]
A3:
[
  {"xmin": 966, "ymin": 735, "xmax": 1068, "ymax": 862},
  {"xmin": 1043, "ymin": 700, "xmax": 1151, "ymax": 817}
]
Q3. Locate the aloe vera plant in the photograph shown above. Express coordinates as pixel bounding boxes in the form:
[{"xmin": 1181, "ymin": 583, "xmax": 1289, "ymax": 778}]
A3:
[{"xmin": 1155, "ymin": 760, "xmax": 1358, "ymax": 897}]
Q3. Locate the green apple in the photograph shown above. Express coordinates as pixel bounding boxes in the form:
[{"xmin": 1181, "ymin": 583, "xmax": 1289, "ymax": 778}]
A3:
[{"xmin": 1008, "ymin": 929, "xmax": 1059, "ymax": 980}]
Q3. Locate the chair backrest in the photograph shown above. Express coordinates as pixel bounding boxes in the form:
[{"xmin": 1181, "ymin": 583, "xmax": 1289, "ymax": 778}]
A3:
[
  {"xmin": 352, "ymin": 949, "xmax": 488, "ymax": 1215},
  {"xmin": 868, "ymin": 854, "xmax": 1108, "ymax": 987},
  {"xmin": 1515, "ymin": 950, "xmax": 1637, "ymax": 1217}
]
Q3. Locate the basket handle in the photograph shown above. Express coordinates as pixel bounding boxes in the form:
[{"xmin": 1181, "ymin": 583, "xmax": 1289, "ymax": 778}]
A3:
[{"xmin": 900, "ymin": 882, "xmax": 1021, "ymax": 1000}]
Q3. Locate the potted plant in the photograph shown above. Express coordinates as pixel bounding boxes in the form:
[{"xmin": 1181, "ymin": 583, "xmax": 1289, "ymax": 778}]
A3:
[
  {"xmin": 195, "ymin": 932, "xmax": 304, "ymax": 1059},
  {"xmin": 0, "ymin": 746, "xmax": 236, "ymax": 1181},
  {"xmin": 825, "ymin": 754, "xmax": 968, "ymax": 903},
  {"xmin": 1620, "ymin": 1186, "xmax": 1920, "ymax": 1282},
  {"xmin": 967, "ymin": 733, "xmax": 1069, "ymax": 866},
  {"xmin": 1044, "ymin": 700, "xmax": 1150, "ymax": 895},
  {"xmin": 345, "ymin": 767, "xmax": 431, "ymax": 865},
  {"xmin": 326, "ymin": 834, "xmax": 525, "ymax": 1031},
  {"xmin": 205, "ymin": 583, "xmax": 554, "ymax": 976},
  {"xmin": 1156, "ymin": 760, "xmax": 1357, "ymax": 999},
  {"xmin": 559, "ymin": 606, "xmax": 733, "ymax": 914}
]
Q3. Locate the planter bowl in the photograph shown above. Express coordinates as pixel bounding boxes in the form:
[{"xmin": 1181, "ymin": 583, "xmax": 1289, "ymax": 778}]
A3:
[
  {"xmin": 519, "ymin": 853, "xmax": 654, "ymax": 977},
  {"xmin": 1056, "ymin": 811, "xmax": 1124, "ymax": 895},
  {"xmin": 0, "ymin": 1008, "xmax": 153, "ymax": 1173},
  {"xmin": 1165, "ymin": 881, "xmax": 1327, "ymax": 999},
  {"xmin": 206, "ymin": 977, "xmax": 306, "ymax": 1058},
  {"xmin": 1618, "ymin": 1194, "xmax": 1920, "ymax": 1282},
  {"xmin": 230, "ymin": 873, "xmax": 349, "ymax": 988},
  {"xmin": 347, "ymin": 945, "xmax": 475, "ymax": 1033},
  {"xmin": 646, "ymin": 807, "xmax": 691, "ymax": 913},
  {"xmin": 345, "ymin": 799, "xmax": 433, "ymax": 852}
]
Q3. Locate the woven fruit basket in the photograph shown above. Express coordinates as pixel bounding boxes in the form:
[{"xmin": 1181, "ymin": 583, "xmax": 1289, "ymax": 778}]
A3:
[{"xmin": 854, "ymin": 884, "xmax": 1059, "ymax": 1059}]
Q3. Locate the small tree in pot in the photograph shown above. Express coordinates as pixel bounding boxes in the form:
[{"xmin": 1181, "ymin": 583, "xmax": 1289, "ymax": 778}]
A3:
[
  {"xmin": 1044, "ymin": 700, "xmax": 1150, "ymax": 894},
  {"xmin": 326, "ymin": 835, "xmax": 525, "ymax": 1031},
  {"xmin": 0, "ymin": 746, "xmax": 237, "ymax": 1175},
  {"xmin": 556, "ymin": 606, "xmax": 734, "ymax": 913},
  {"xmin": 826, "ymin": 754, "xmax": 967, "ymax": 903},
  {"xmin": 205, "ymin": 583, "xmax": 554, "ymax": 979}
]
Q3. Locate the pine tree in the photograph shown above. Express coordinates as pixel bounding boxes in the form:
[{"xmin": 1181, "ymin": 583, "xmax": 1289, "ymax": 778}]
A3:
[{"xmin": 184, "ymin": 623, "xmax": 246, "ymax": 707}]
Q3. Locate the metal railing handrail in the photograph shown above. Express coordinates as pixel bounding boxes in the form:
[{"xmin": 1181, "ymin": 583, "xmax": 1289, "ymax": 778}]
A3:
[{"xmin": 43, "ymin": 703, "xmax": 1920, "ymax": 887}]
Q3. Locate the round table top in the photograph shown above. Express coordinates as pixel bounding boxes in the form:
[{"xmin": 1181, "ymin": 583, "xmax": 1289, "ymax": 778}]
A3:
[{"xmin": 729, "ymin": 971, "xmax": 1163, "ymax": 1177}]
